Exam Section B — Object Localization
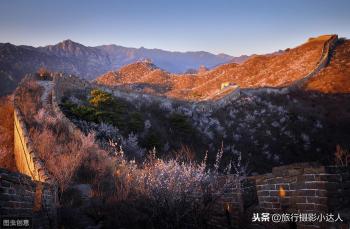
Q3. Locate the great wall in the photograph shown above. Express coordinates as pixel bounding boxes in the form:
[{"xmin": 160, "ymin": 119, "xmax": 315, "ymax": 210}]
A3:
[
  {"xmin": 240, "ymin": 35, "xmax": 339, "ymax": 96},
  {"xmin": 0, "ymin": 79, "xmax": 58, "ymax": 228},
  {"xmin": 1, "ymin": 34, "xmax": 349, "ymax": 228}
]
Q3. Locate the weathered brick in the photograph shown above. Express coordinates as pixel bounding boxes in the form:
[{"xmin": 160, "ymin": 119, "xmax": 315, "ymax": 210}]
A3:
[
  {"xmin": 256, "ymin": 185, "xmax": 264, "ymax": 191},
  {"xmin": 296, "ymin": 203, "xmax": 316, "ymax": 211},
  {"xmin": 0, "ymin": 168, "xmax": 57, "ymax": 227},
  {"xmin": 296, "ymin": 224, "xmax": 321, "ymax": 229},
  {"xmin": 0, "ymin": 187, "xmax": 8, "ymax": 194},
  {"xmin": 272, "ymin": 177, "xmax": 286, "ymax": 184},
  {"xmin": 306, "ymin": 197, "xmax": 327, "ymax": 205},
  {"xmin": 315, "ymin": 189, "xmax": 327, "ymax": 197},
  {"xmin": 257, "ymin": 190, "xmax": 269, "ymax": 196},
  {"xmin": 261, "ymin": 202, "xmax": 273, "ymax": 209},
  {"xmin": 313, "ymin": 204, "xmax": 328, "ymax": 212},
  {"xmin": 295, "ymin": 196, "xmax": 307, "ymax": 203},
  {"xmin": 325, "ymin": 181, "xmax": 341, "ymax": 190},
  {"xmin": 7, "ymin": 187, "xmax": 16, "ymax": 195},
  {"xmin": 270, "ymin": 190, "xmax": 284, "ymax": 197},
  {"xmin": 304, "ymin": 167, "xmax": 326, "ymax": 174},
  {"xmin": 319, "ymin": 174, "xmax": 341, "ymax": 182},
  {"xmin": 288, "ymin": 168, "xmax": 304, "ymax": 176},
  {"xmin": 265, "ymin": 184, "xmax": 277, "ymax": 190},
  {"xmin": 304, "ymin": 181, "xmax": 327, "ymax": 190},
  {"xmin": 0, "ymin": 193, "xmax": 18, "ymax": 201},
  {"xmin": 0, "ymin": 180, "xmax": 11, "ymax": 187},
  {"xmin": 262, "ymin": 196, "xmax": 279, "ymax": 203},
  {"xmin": 290, "ymin": 182, "xmax": 305, "ymax": 190},
  {"xmin": 272, "ymin": 202, "xmax": 281, "ymax": 209},
  {"xmin": 303, "ymin": 174, "xmax": 315, "ymax": 182},
  {"xmin": 296, "ymin": 189, "xmax": 317, "ymax": 196}
]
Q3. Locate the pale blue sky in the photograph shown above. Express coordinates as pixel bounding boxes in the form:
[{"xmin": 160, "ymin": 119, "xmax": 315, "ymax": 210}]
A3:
[{"xmin": 0, "ymin": 0, "xmax": 349, "ymax": 56}]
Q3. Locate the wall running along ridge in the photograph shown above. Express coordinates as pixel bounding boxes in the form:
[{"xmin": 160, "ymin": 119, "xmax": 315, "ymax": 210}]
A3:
[
  {"xmin": 241, "ymin": 35, "xmax": 339, "ymax": 96},
  {"xmin": 89, "ymin": 36, "xmax": 338, "ymax": 110},
  {"xmin": 53, "ymin": 73, "xmax": 239, "ymax": 119},
  {"xmin": 46, "ymin": 35, "xmax": 343, "ymax": 228},
  {"xmin": 2, "ymin": 77, "xmax": 58, "ymax": 228},
  {"xmin": 53, "ymin": 76, "xmax": 350, "ymax": 228},
  {"xmin": 51, "ymin": 74, "xmax": 91, "ymax": 136},
  {"xmin": 13, "ymin": 79, "xmax": 53, "ymax": 183},
  {"xmin": 54, "ymin": 33, "xmax": 338, "ymax": 116}
]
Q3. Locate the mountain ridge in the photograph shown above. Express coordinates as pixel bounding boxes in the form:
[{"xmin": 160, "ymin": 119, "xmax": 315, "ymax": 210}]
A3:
[
  {"xmin": 96, "ymin": 35, "xmax": 336, "ymax": 100},
  {"xmin": 0, "ymin": 39, "xmax": 248, "ymax": 95}
]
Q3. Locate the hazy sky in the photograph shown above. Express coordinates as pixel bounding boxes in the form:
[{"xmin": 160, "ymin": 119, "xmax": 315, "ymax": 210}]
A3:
[{"xmin": 0, "ymin": 0, "xmax": 349, "ymax": 56}]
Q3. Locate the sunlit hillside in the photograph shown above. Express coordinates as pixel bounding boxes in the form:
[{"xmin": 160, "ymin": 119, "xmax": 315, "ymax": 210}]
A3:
[
  {"xmin": 305, "ymin": 39, "xmax": 350, "ymax": 93},
  {"xmin": 96, "ymin": 35, "xmax": 334, "ymax": 100}
]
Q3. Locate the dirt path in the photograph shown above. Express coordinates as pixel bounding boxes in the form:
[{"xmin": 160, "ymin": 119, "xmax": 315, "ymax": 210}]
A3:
[{"xmin": 37, "ymin": 80, "xmax": 53, "ymax": 105}]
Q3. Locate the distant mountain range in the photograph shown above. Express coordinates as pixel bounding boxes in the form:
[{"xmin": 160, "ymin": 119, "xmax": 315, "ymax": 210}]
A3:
[{"xmin": 0, "ymin": 39, "xmax": 249, "ymax": 95}]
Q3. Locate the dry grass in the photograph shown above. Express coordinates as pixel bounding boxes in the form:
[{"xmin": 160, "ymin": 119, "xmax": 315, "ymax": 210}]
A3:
[
  {"xmin": 334, "ymin": 144, "xmax": 350, "ymax": 166},
  {"xmin": 15, "ymin": 79, "xmax": 43, "ymax": 124},
  {"xmin": 0, "ymin": 95, "xmax": 16, "ymax": 171},
  {"xmin": 30, "ymin": 107, "xmax": 110, "ymax": 196},
  {"xmin": 15, "ymin": 79, "xmax": 112, "ymax": 196}
]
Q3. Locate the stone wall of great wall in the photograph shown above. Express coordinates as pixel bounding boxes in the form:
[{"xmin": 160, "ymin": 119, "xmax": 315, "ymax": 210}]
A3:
[
  {"xmin": 0, "ymin": 168, "xmax": 57, "ymax": 228},
  {"xmin": 51, "ymin": 74, "xmax": 91, "ymax": 135},
  {"xmin": 2, "ymin": 74, "xmax": 91, "ymax": 228},
  {"xmin": 52, "ymin": 33, "xmax": 338, "ymax": 113},
  {"xmin": 87, "ymin": 36, "xmax": 338, "ymax": 108},
  {"xmin": 0, "ymin": 79, "xmax": 58, "ymax": 228},
  {"xmin": 13, "ymin": 78, "xmax": 53, "ymax": 183},
  {"xmin": 0, "ymin": 34, "xmax": 345, "ymax": 228},
  {"xmin": 241, "ymin": 35, "xmax": 339, "ymax": 96},
  {"xmin": 49, "ymin": 77, "xmax": 350, "ymax": 228},
  {"xmin": 13, "ymin": 107, "xmax": 51, "ymax": 183},
  {"xmin": 52, "ymin": 73, "xmax": 239, "ymax": 118},
  {"xmin": 213, "ymin": 163, "xmax": 350, "ymax": 229}
]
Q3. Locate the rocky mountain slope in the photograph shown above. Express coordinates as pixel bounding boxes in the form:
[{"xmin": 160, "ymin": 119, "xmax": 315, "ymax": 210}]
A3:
[
  {"xmin": 97, "ymin": 35, "xmax": 335, "ymax": 100},
  {"xmin": 0, "ymin": 40, "xmax": 242, "ymax": 95}
]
